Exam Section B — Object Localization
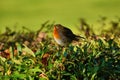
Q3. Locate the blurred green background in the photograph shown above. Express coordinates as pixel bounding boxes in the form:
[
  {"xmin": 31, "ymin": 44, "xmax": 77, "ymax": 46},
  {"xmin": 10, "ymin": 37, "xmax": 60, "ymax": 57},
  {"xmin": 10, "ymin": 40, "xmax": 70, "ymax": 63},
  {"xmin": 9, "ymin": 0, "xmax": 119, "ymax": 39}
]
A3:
[{"xmin": 0, "ymin": 0, "xmax": 120, "ymax": 32}]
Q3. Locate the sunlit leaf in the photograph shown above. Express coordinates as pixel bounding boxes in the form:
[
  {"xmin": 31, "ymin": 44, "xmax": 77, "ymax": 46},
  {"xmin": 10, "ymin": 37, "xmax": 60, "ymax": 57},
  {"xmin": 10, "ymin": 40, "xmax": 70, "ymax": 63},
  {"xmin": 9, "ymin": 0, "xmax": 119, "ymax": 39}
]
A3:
[
  {"xmin": 22, "ymin": 44, "xmax": 35, "ymax": 57},
  {"xmin": 0, "ymin": 56, "xmax": 6, "ymax": 62}
]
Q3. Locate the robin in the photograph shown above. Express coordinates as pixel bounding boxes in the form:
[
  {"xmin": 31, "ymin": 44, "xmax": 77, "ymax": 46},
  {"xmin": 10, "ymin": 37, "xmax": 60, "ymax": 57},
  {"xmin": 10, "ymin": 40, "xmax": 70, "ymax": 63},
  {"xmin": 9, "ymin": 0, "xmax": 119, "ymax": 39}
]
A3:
[{"xmin": 53, "ymin": 24, "xmax": 84, "ymax": 46}]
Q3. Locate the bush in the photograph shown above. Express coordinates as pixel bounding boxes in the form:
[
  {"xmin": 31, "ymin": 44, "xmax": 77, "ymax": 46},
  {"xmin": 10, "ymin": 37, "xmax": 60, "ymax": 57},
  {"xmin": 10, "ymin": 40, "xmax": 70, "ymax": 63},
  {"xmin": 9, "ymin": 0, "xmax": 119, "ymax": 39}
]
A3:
[{"xmin": 0, "ymin": 18, "xmax": 120, "ymax": 80}]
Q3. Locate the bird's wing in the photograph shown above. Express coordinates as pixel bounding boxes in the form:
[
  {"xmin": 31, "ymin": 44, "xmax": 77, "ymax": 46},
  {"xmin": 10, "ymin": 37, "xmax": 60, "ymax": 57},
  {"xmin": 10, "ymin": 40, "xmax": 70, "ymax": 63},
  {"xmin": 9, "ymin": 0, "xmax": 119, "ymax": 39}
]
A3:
[{"xmin": 62, "ymin": 27, "xmax": 75, "ymax": 38}]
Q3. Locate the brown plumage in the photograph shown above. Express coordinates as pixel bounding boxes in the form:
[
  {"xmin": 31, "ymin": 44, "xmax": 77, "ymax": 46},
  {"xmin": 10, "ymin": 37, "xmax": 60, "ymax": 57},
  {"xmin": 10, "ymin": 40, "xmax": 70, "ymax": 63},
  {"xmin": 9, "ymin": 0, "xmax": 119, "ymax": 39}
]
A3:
[{"xmin": 53, "ymin": 24, "xmax": 83, "ymax": 46}]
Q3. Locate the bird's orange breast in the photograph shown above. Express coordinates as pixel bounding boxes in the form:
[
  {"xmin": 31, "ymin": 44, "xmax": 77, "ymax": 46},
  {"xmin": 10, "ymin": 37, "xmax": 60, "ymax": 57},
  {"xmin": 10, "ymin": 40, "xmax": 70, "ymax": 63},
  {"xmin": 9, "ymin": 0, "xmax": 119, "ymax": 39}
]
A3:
[{"xmin": 53, "ymin": 27, "xmax": 60, "ymax": 39}]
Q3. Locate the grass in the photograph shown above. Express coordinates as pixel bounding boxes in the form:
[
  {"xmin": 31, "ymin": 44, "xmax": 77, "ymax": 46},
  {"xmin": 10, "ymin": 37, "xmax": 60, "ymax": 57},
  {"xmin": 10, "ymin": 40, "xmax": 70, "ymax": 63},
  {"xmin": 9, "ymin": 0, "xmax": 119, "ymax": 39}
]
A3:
[
  {"xmin": 0, "ymin": 0, "xmax": 120, "ymax": 32},
  {"xmin": 0, "ymin": 19, "xmax": 120, "ymax": 80}
]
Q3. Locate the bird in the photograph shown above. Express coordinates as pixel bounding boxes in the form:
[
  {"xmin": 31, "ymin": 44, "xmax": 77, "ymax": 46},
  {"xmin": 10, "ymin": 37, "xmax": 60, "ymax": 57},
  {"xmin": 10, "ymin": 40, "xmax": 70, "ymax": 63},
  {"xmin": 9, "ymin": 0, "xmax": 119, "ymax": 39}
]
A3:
[{"xmin": 53, "ymin": 24, "xmax": 84, "ymax": 46}]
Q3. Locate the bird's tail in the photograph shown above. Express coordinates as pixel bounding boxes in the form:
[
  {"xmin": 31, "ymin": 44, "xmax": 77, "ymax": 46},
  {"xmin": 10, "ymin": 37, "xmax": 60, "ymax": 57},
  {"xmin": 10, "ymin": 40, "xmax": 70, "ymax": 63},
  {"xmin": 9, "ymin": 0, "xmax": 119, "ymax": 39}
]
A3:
[{"xmin": 74, "ymin": 35, "xmax": 85, "ymax": 41}]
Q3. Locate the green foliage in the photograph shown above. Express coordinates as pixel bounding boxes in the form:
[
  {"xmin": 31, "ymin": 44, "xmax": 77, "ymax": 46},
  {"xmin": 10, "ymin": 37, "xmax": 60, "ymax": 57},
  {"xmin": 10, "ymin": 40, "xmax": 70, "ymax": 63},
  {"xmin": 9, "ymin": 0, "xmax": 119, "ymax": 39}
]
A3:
[{"xmin": 0, "ymin": 19, "xmax": 120, "ymax": 80}]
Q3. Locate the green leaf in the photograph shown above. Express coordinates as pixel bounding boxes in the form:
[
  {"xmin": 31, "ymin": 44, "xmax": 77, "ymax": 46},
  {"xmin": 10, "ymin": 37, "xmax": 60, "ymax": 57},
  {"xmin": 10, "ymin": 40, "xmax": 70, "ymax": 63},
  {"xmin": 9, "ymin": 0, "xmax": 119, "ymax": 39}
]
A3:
[
  {"xmin": 29, "ymin": 67, "xmax": 42, "ymax": 73},
  {"xmin": 11, "ymin": 71, "xmax": 26, "ymax": 79},
  {"xmin": 12, "ymin": 59, "xmax": 21, "ymax": 64},
  {"xmin": 91, "ymin": 73, "xmax": 96, "ymax": 80},
  {"xmin": 22, "ymin": 44, "xmax": 35, "ymax": 57},
  {"xmin": 70, "ymin": 75, "xmax": 77, "ymax": 80},
  {"xmin": 0, "ymin": 56, "xmax": 6, "ymax": 62},
  {"xmin": 16, "ymin": 43, "xmax": 22, "ymax": 55},
  {"xmin": 9, "ymin": 46, "xmax": 14, "ymax": 59}
]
